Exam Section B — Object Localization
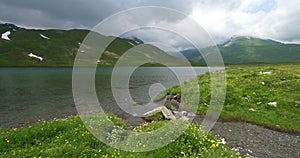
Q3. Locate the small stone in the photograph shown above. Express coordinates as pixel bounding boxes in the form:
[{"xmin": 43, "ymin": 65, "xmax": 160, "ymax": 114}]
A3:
[
  {"xmin": 242, "ymin": 96, "xmax": 249, "ymax": 100},
  {"xmin": 219, "ymin": 138, "xmax": 226, "ymax": 144},
  {"xmin": 179, "ymin": 116, "xmax": 189, "ymax": 121},
  {"xmin": 268, "ymin": 102, "xmax": 277, "ymax": 107},
  {"xmin": 187, "ymin": 112, "xmax": 196, "ymax": 117},
  {"xmin": 248, "ymin": 108, "xmax": 255, "ymax": 111},
  {"xmin": 143, "ymin": 106, "xmax": 176, "ymax": 120},
  {"xmin": 256, "ymin": 102, "xmax": 262, "ymax": 105},
  {"xmin": 259, "ymin": 71, "xmax": 272, "ymax": 75},
  {"xmin": 180, "ymin": 111, "xmax": 188, "ymax": 116},
  {"xmin": 280, "ymin": 78, "xmax": 286, "ymax": 81}
]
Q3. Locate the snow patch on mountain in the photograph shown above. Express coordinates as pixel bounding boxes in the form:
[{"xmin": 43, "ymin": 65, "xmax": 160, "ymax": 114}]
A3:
[
  {"xmin": 223, "ymin": 36, "xmax": 252, "ymax": 47},
  {"xmin": 223, "ymin": 37, "xmax": 235, "ymax": 47},
  {"xmin": 28, "ymin": 52, "xmax": 43, "ymax": 61},
  {"xmin": 128, "ymin": 41, "xmax": 135, "ymax": 46},
  {"xmin": 1, "ymin": 31, "xmax": 11, "ymax": 40},
  {"xmin": 40, "ymin": 33, "xmax": 50, "ymax": 39}
]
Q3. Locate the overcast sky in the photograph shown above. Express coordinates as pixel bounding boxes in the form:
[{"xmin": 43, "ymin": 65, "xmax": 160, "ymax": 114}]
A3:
[{"xmin": 1, "ymin": 0, "xmax": 300, "ymax": 48}]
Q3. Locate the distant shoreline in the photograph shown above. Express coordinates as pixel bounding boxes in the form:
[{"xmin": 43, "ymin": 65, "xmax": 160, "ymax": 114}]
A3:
[{"xmin": 1, "ymin": 61, "xmax": 300, "ymax": 68}]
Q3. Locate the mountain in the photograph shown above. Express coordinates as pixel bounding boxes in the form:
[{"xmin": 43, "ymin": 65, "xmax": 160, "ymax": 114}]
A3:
[
  {"xmin": 0, "ymin": 23, "xmax": 189, "ymax": 67},
  {"xmin": 184, "ymin": 36, "xmax": 300, "ymax": 64},
  {"xmin": 3, "ymin": 23, "xmax": 298, "ymax": 66}
]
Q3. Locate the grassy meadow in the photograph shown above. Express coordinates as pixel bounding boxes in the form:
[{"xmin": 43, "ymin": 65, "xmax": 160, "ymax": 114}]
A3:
[
  {"xmin": 165, "ymin": 63, "xmax": 300, "ymax": 132},
  {"xmin": 0, "ymin": 114, "xmax": 240, "ymax": 158}
]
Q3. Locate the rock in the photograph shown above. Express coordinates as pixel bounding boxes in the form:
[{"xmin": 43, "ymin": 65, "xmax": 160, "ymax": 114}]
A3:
[
  {"xmin": 174, "ymin": 111, "xmax": 196, "ymax": 120},
  {"xmin": 143, "ymin": 106, "xmax": 176, "ymax": 120},
  {"xmin": 248, "ymin": 108, "xmax": 255, "ymax": 111},
  {"xmin": 218, "ymin": 138, "xmax": 227, "ymax": 144},
  {"xmin": 187, "ymin": 112, "xmax": 196, "ymax": 117},
  {"xmin": 143, "ymin": 107, "xmax": 196, "ymax": 121},
  {"xmin": 256, "ymin": 102, "xmax": 262, "ymax": 105},
  {"xmin": 179, "ymin": 116, "xmax": 189, "ymax": 121},
  {"xmin": 259, "ymin": 71, "xmax": 272, "ymax": 75},
  {"xmin": 280, "ymin": 78, "xmax": 286, "ymax": 81},
  {"xmin": 268, "ymin": 102, "xmax": 277, "ymax": 107}
]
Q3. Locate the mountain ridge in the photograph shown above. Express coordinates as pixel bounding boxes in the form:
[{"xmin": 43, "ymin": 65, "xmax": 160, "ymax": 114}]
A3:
[
  {"xmin": 182, "ymin": 36, "xmax": 300, "ymax": 64},
  {"xmin": 0, "ymin": 23, "xmax": 191, "ymax": 67},
  {"xmin": 1, "ymin": 23, "xmax": 300, "ymax": 66}
]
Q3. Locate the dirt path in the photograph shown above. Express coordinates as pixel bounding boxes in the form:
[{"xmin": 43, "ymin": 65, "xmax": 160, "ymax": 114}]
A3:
[{"xmin": 193, "ymin": 118, "xmax": 300, "ymax": 158}]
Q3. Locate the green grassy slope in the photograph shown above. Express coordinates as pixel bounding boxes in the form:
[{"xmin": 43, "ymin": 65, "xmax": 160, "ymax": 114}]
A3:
[
  {"xmin": 0, "ymin": 114, "xmax": 240, "ymax": 157},
  {"xmin": 164, "ymin": 63, "xmax": 300, "ymax": 132},
  {"xmin": 0, "ymin": 24, "xmax": 87, "ymax": 66},
  {"xmin": 0, "ymin": 24, "xmax": 190, "ymax": 67},
  {"xmin": 188, "ymin": 36, "xmax": 300, "ymax": 64}
]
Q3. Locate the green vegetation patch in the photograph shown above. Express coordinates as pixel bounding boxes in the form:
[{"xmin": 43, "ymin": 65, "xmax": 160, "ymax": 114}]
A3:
[
  {"xmin": 0, "ymin": 114, "xmax": 240, "ymax": 157},
  {"xmin": 0, "ymin": 25, "xmax": 199, "ymax": 67},
  {"xmin": 165, "ymin": 63, "xmax": 300, "ymax": 132}
]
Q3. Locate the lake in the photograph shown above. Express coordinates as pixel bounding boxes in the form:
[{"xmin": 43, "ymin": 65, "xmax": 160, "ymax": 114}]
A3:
[{"xmin": 0, "ymin": 67, "xmax": 221, "ymax": 128}]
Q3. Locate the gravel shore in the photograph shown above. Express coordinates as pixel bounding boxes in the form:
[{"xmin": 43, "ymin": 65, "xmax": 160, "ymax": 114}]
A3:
[{"xmin": 193, "ymin": 117, "xmax": 300, "ymax": 158}]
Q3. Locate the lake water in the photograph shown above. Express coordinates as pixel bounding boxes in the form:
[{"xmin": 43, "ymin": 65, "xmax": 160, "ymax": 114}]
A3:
[{"xmin": 0, "ymin": 67, "xmax": 221, "ymax": 128}]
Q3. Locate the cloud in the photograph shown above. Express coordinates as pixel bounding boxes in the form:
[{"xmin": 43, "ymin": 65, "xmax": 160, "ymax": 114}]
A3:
[
  {"xmin": 190, "ymin": 0, "xmax": 300, "ymax": 43},
  {"xmin": 95, "ymin": 7, "xmax": 214, "ymax": 52},
  {"xmin": 0, "ymin": 0, "xmax": 195, "ymax": 29},
  {"xmin": 0, "ymin": 0, "xmax": 124, "ymax": 29}
]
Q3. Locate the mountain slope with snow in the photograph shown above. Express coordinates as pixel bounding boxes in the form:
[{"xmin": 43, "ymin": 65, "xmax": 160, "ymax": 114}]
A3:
[
  {"xmin": 1, "ymin": 31, "xmax": 11, "ymax": 40},
  {"xmin": 0, "ymin": 23, "xmax": 189, "ymax": 67},
  {"xmin": 184, "ymin": 36, "xmax": 300, "ymax": 64}
]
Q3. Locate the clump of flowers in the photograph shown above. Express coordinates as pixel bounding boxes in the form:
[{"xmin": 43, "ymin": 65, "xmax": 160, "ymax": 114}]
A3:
[
  {"xmin": 106, "ymin": 125, "xmax": 127, "ymax": 145},
  {"xmin": 132, "ymin": 121, "xmax": 239, "ymax": 157}
]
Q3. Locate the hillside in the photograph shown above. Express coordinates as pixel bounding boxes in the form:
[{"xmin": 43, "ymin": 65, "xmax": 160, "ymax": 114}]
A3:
[
  {"xmin": 184, "ymin": 36, "xmax": 300, "ymax": 64},
  {"xmin": 164, "ymin": 63, "xmax": 300, "ymax": 132},
  {"xmin": 0, "ymin": 23, "xmax": 188, "ymax": 67},
  {"xmin": 2, "ymin": 23, "xmax": 299, "ymax": 66}
]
